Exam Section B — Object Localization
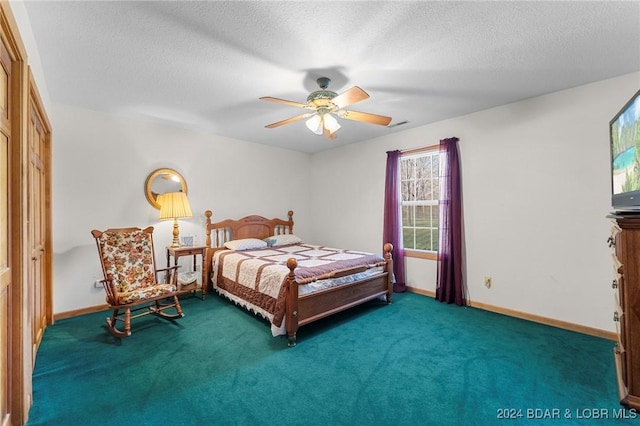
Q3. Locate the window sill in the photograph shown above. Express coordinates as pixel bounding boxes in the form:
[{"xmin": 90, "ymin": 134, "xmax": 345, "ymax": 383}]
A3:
[{"xmin": 404, "ymin": 250, "xmax": 437, "ymax": 260}]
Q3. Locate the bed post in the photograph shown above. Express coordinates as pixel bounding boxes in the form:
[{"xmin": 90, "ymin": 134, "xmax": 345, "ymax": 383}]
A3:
[
  {"xmin": 204, "ymin": 210, "xmax": 213, "ymax": 247},
  {"xmin": 203, "ymin": 210, "xmax": 213, "ymax": 293},
  {"xmin": 285, "ymin": 257, "xmax": 299, "ymax": 347},
  {"xmin": 287, "ymin": 210, "xmax": 294, "ymax": 233},
  {"xmin": 384, "ymin": 243, "xmax": 393, "ymax": 304}
]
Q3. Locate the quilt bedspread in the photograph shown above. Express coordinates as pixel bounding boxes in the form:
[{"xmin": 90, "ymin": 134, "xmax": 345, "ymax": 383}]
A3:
[{"xmin": 213, "ymin": 244, "xmax": 385, "ymax": 328}]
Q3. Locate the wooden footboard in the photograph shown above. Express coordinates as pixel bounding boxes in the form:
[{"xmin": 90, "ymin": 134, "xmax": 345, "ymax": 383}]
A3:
[{"xmin": 284, "ymin": 243, "xmax": 393, "ymax": 347}]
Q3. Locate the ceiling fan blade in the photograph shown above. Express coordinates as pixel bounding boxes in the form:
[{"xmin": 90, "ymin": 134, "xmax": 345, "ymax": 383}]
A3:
[
  {"xmin": 339, "ymin": 110, "xmax": 392, "ymax": 126},
  {"xmin": 259, "ymin": 96, "xmax": 309, "ymax": 109},
  {"xmin": 330, "ymin": 86, "xmax": 369, "ymax": 109},
  {"xmin": 264, "ymin": 113, "xmax": 311, "ymax": 129}
]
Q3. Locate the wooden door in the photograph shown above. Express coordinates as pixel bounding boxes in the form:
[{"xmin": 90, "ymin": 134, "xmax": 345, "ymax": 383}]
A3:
[
  {"xmin": 0, "ymin": 34, "xmax": 12, "ymax": 426},
  {"xmin": 28, "ymin": 90, "xmax": 47, "ymax": 358}
]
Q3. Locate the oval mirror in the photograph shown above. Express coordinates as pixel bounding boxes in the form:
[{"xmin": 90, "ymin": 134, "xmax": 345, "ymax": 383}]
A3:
[{"xmin": 144, "ymin": 168, "xmax": 188, "ymax": 209}]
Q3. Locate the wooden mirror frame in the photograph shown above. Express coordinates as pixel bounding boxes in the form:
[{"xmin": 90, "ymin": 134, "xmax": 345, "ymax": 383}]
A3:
[{"xmin": 144, "ymin": 168, "xmax": 188, "ymax": 210}]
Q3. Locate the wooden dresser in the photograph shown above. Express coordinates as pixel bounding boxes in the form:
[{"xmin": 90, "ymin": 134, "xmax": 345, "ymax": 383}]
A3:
[{"xmin": 609, "ymin": 213, "xmax": 640, "ymax": 410}]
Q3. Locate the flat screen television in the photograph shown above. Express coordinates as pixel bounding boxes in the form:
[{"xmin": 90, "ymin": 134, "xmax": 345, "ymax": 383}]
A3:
[{"xmin": 610, "ymin": 89, "xmax": 640, "ymax": 211}]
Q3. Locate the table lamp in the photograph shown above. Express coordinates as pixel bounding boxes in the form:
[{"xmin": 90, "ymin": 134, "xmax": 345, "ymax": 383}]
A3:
[{"xmin": 158, "ymin": 191, "xmax": 193, "ymax": 248}]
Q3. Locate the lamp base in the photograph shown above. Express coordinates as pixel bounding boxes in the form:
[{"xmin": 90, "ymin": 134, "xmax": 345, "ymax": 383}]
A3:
[{"xmin": 171, "ymin": 218, "xmax": 181, "ymax": 248}]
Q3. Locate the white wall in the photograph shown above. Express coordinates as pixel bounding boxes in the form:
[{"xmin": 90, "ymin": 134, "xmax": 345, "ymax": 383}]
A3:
[
  {"xmin": 51, "ymin": 104, "xmax": 312, "ymax": 313},
  {"xmin": 308, "ymin": 71, "xmax": 640, "ymax": 333}
]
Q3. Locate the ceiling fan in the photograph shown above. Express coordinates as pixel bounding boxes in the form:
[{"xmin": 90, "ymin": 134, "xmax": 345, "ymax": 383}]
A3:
[{"xmin": 259, "ymin": 77, "xmax": 392, "ymax": 140}]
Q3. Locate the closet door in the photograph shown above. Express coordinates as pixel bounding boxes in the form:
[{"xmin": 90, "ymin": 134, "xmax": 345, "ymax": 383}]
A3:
[
  {"xmin": 28, "ymin": 85, "xmax": 49, "ymax": 357},
  {"xmin": 0, "ymin": 35, "xmax": 11, "ymax": 426}
]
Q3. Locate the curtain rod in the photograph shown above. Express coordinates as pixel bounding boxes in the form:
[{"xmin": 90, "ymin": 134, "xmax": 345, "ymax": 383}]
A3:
[{"xmin": 401, "ymin": 144, "xmax": 439, "ymax": 155}]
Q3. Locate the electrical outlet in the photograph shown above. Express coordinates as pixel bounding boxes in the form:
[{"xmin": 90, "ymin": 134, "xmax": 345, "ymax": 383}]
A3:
[
  {"xmin": 93, "ymin": 276, "xmax": 102, "ymax": 288},
  {"xmin": 484, "ymin": 276, "xmax": 492, "ymax": 289}
]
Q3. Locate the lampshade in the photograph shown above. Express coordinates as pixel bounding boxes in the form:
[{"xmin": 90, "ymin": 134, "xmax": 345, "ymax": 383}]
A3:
[{"xmin": 158, "ymin": 192, "xmax": 192, "ymax": 220}]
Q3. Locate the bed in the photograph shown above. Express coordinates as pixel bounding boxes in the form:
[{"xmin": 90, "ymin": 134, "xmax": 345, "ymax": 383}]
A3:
[{"xmin": 202, "ymin": 210, "xmax": 393, "ymax": 346}]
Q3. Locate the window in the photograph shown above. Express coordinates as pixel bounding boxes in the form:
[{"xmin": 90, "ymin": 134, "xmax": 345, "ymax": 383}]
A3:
[{"xmin": 401, "ymin": 148, "xmax": 439, "ymax": 254}]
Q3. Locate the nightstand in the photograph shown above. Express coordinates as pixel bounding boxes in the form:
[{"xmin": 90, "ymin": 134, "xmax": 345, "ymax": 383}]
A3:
[{"xmin": 166, "ymin": 245, "xmax": 207, "ymax": 299}]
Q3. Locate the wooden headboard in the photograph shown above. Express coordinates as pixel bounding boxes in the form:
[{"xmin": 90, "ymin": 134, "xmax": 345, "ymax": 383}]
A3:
[{"xmin": 204, "ymin": 210, "xmax": 294, "ymax": 248}]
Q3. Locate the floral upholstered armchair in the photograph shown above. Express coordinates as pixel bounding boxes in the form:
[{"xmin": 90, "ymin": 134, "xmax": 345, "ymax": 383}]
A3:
[{"xmin": 91, "ymin": 226, "xmax": 184, "ymax": 338}]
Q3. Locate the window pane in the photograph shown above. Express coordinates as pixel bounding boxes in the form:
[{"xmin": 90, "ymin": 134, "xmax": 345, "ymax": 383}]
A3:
[
  {"xmin": 418, "ymin": 179, "xmax": 430, "ymax": 201},
  {"xmin": 401, "ymin": 179, "xmax": 411, "ymax": 201},
  {"xmin": 432, "ymin": 228, "xmax": 439, "ymax": 251},
  {"xmin": 420, "ymin": 179, "xmax": 433, "ymax": 201},
  {"xmin": 414, "ymin": 156, "xmax": 428, "ymax": 179},
  {"xmin": 415, "ymin": 205, "xmax": 430, "ymax": 227},
  {"xmin": 433, "ymin": 154, "xmax": 440, "ymax": 178},
  {"xmin": 400, "ymin": 158, "xmax": 414, "ymax": 180},
  {"xmin": 415, "ymin": 228, "xmax": 431, "ymax": 251},
  {"xmin": 431, "ymin": 178, "xmax": 439, "ymax": 200},
  {"xmin": 402, "ymin": 205, "xmax": 414, "ymax": 227},
  {"xmin": 431, "ymin": 205, "xmax": 439, "ymax": 228},
  {"xmin": 432, "ymin": 154, "xmax": 439, "ymax": 177},
  {"xmin": 402, "ymin": 227, "xmax": 415, "ymax": 249},
  {"xmin": 400, "ymin": 180, "xmax": 410, "ymax": 201}
]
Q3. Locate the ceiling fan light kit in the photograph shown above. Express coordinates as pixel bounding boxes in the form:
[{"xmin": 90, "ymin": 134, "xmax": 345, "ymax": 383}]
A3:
[
  {"xmin": 305, "ymin": 112, "xmax": 341, "ymax": 136},
  {"xmin": 260, "ymin": 77, "xmax": 392, "ymax": 140},
  {"xmin": 322, "ymin": 114, "xmax": 341, "ymax": 133},
  {"xmin": 305, "ymin": 114, "xmax": 323, "ymax": 134}
]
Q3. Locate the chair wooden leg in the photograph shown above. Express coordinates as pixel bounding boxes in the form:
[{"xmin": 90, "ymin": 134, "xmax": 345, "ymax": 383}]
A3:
[
  {"xmin": 124, "ymin": 308, "xmax": 131, "ymax": 336},
  {"xmin": 174, "ymin": 295, "xmax": 184, "ymax": 317},
  {"xmin": 150, "ymin": 297, "xmax": 184, "ymax": 320},
  {"xmin": 105, "ymin": 308, "xmax": 128, "ymax": 338}
]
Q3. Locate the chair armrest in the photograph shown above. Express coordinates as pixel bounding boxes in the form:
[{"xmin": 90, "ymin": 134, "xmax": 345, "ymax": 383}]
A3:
[{"xmin": 102, "ymin": 275, "xmax": 118, "ymax": 305}]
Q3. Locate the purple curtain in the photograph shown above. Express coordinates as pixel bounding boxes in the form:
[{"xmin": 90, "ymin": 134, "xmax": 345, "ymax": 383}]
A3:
[
  {"xmin": 383, "ymin": 150, "xmax": 406, "ymax": 292},
  {"xmin": 436, "ymin": 137, "xmax": 465, "ymax": 305}
]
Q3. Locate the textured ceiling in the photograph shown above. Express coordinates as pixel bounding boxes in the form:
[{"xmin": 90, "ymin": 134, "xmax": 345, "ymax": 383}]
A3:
[{"xmin": 23, "ymin": 1, "xmax": 640, "ymax": 153}]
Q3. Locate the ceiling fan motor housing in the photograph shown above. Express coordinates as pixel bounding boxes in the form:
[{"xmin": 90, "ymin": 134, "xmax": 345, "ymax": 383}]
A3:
[
  {"xmin": 306, "ymin": 77, "xmax": 338, "ymax": 109},
  {"xmin": 307, "ymin": 90, "xmax": 338, "ymax": 107},
  {"xmin": 317, "ymin": 77, "xmax": 331, "ymax": 89}
]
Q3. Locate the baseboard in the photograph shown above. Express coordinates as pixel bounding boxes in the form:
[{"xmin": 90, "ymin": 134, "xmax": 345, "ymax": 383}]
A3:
[
  {"xmin": 406, "ymin": 286, "xmax": 436, "ymax": 298},
  {"xmin": 405, "ymin": 286, "xmax": 617, "ymax": 341},
  {"xmin": 54, "ymin": 304, "xmax": 108, "ymax": 321}
]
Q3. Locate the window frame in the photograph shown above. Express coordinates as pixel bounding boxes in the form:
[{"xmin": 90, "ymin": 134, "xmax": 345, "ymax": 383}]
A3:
[{"xmin": 401, "ymin": 144, "xmax": 439, "ymax": 260}]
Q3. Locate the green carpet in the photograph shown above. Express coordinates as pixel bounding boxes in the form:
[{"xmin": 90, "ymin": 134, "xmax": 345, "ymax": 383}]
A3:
[{"xmin": 26, "ymin": 293, "xmax": 636, "ymax": 425}]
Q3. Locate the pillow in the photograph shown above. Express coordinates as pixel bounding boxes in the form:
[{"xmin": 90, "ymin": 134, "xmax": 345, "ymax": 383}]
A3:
[
  {"xmin": 224, "ymin": 238, "xmax": 267, "ymax": 251},
  {"xmin": 264, "ymin": 234, "xmax": 303, "ymax": 247}
]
